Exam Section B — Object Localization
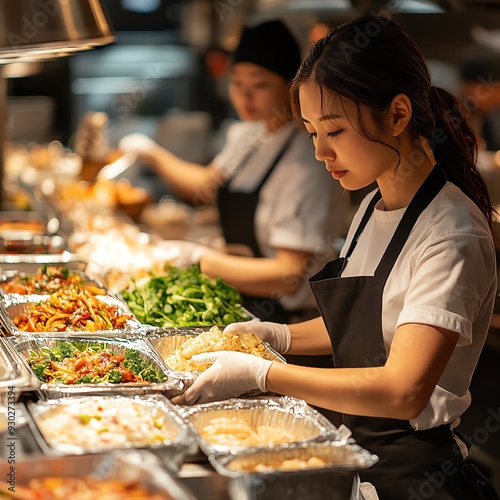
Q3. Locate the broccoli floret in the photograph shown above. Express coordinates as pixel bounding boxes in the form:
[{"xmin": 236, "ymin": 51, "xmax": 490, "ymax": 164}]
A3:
[
  {"xmin": 29, "ymin": 359, "xmax": 50, "ymax": 381},
  {"xmin": 106, "ymin": 369, "xmax": 123, "ymax": 384},
  {"xmin": 56, "ymin": 342, "xmax": 77, "ymax": 361},
  {"xmin": 73, "ymin": 374, "xmax": 93, "ymax": 384},
  {"xmin": 123, "ymin": 348, "xmax": 143, "ymax": 371}
]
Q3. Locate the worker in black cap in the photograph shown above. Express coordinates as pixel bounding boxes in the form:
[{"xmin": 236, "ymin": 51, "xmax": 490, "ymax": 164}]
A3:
[{"xmin": 119, "ymin": 19, "xmax": 348, "ymax": 324}]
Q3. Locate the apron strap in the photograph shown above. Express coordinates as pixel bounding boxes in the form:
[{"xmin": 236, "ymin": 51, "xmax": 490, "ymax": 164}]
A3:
[
  {"xmin": 343, "ymin": 189, "xmax": 382, "ymax": 261},
  {"xmin": 374, "ymin": 165, "xmax": 447, "ymax": 279},
  {"xmin": 223, "ymin": 127, "xmax": 297, "ymax": 191},
  {"xmin": 253, "ymin": 128, "xmax": 298, "ymax": 191}
]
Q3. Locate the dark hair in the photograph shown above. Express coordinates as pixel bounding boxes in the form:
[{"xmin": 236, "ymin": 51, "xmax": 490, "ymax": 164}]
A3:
[{"xmin": 290, "ymin": 16, "xmax": 494, "ymax": 228}]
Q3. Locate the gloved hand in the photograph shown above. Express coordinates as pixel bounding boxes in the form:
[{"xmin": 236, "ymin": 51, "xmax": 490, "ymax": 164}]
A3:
[
  {"xmin": 171, "ymin": 351, "xmax": 274, "ymax": 405},
  {"xmin": 224, "ymin": 319, "xmax": 292, "ymax": 354},
  {"xmin": 118, "ymin": 133, "xmax": 160, "ymax": 160},
  {"xmin": 155, "ymin": 240, "xmax": 215, "ymax": 268}
]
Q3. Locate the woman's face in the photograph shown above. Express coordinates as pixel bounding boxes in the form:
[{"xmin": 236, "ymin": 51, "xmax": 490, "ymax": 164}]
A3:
[
  {"xmin": 229, "ymin": 63, "xmax": 289, "ymax": 124},
  {"xmin": 299, "ymin": 83, "xmax": 398, "ymax": 191}
]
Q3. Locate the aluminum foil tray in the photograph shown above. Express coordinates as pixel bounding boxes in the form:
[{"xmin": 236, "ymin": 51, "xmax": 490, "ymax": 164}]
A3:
[
  {"xmin": 0, "ymin": 252, "xmax": 84, "ymax": 274},
  {"xmin": 0, "ymin": 267, "xmax": 108, "ymax": 298},
  {"xmin": 0, "ymin": 292, "xmax": 145, "ymax": 339},
  {"xmin": 179, "ymin": 397, "xmax": 338, "ymax": 457},
  {"xmin": 209, "ymin": 440, "xmax": 378, "ymax": 500},
  {"xmin": 26, "ymin": 394, "xmax": 195, "ymax": 472},
  {"xmin": 145, "ymin": 329, "xmax": 286, "ymax": 391},
  {"xmin": 0, "ymin": 337, "xmax": 37, "ymax": 404},
  {"xmin": 0, "ymin": 449, "xmax": 196, "ymax": 499},
  {"xmin": 9, "ymin": 336, "xmax": 184, "ymax": 400}
]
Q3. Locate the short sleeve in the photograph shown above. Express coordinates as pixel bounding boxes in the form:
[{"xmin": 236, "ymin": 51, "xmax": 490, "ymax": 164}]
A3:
[{"xmin": 397, "ymin": 230, "xmax": 496, "ymax": 346}]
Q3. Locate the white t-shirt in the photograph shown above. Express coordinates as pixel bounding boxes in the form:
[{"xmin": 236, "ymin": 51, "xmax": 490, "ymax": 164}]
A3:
[
  {"xmin": 340, "ymin": 181, "xmax": 497, "ymax": 430},
  {"xmin": 213, "ymin": 120, "xmax": 348, "ymax": 311}
]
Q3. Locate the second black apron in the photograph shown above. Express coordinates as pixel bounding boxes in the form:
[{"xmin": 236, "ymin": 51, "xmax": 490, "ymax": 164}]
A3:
[
  {"xmin": 309, "ymin": 166, "xmax": 497, "ymax": 499},
  {"xmin": 217, "ymin": 128, "xmax": 296, "ymax": 323}
]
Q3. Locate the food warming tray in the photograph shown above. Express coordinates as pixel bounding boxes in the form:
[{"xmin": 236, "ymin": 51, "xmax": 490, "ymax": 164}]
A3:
[
  {"xmin": 0, "ymin": 292, "xmax": 145, "ymax": 339},
  {"xmin": 0, "ymin": 449, "xmax": 197, "ymax": 499},
  {"xmin": 9, "ymin": 336, "xmax": 184, "ymax": 400},
  {"xmin": 209, "ymin": 439, "xmax": 378, "ymax": 500},
  {"xmin": 26, "ymin": 394, "xmax": 195, "ymax": 472},
  {"xmin": 145, "ymin": 328, "xmax": 286, "ymax": 392},
  {"xmin": 178, "ymin": 396, "xmax": 338, "ymax": 457}
]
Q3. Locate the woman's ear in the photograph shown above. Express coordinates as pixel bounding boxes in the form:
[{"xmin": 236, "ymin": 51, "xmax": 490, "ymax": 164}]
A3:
[{"xmin": 386, "ymin": 94, "xmax": 412, "ymax": 136}]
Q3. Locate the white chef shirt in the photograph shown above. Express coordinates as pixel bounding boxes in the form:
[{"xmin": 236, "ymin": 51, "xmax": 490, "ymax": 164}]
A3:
[
  {"xmin": 213, "ymin": 120, "xmax": 348, "ymax": 311},
  {"xmin": 340, "ymin": 181, "xmax": 497, "ymax": 430}
]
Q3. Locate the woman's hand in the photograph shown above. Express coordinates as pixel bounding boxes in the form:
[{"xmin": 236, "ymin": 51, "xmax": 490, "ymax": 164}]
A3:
[
  {"xmin": 224, "ymin": 320, "xmax": 292, "ymax": 354},
  {"xmin": 118, "ymin": 133, "xmax": 161, "ymax": 162},
  {"xmin": 171, "ymin": 351, "xmax": 273, "ymax": 405},
  {"xmin": 156, "ymin": 240, "xmax": 216, "ymax": 268}
]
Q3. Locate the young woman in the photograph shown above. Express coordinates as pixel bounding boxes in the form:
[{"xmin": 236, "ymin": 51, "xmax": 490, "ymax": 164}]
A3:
[
  {"xmin": 173, "ymin": 16, "xmax": 499, "ymax": 499},
  {"xmin": 119, "ymin": 20, "xmax": 347, "ymax": 324}
]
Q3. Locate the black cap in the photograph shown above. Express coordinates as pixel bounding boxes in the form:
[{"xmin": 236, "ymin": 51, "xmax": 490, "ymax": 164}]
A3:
[{"xmin": 231, "ymin": 20, "xmax": 301, "ymax": 82}]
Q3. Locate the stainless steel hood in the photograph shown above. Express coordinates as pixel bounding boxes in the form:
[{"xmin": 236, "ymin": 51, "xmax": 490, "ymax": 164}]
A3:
[{"xmin": 0, "ymin": 0, "xmax": 115, "ymax": 64}]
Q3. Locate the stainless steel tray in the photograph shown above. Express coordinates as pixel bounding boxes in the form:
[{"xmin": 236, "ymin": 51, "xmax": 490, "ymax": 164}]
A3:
[
  {"xmin": 0, "ymin": 449, "xmax": 197, "ymax": 499},
  {"xmin": 26, "ymin": 394, "xmax": 195, "ymax": 472},
  {"xmin": 0, "ymin": 292, "xmax": 144, "ymax": 339},
  {"xmin": 0, "ymin": 337, "xmax": 37, "ymax": 404},
  {"xmin": 0, "ymin": 252, "xmax": 85, "ymax": 274},
  {"xmin": 178, "ymin": 397, "xmax": 338, "ymax": 457},
  {"xmin": 9, "ymin": 336, "xmax": 184, "ymax": 400},
  {"xmin": 145, "ymin": 329, "xmax": 286, "ymax": 392},
  {"xmin": 209, "ymin": 440, "xmax": 377, "ymax": 500}
]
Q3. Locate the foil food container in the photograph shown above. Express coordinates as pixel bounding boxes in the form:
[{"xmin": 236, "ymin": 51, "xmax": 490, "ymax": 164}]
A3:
[
  {"xmin": 0, "ymin": 253, "xmax": 85, "ymax": 275},
  {"xmin": 0, "ymin": 337, "xmax": 37, "ymax": 405},
  {"xmin": 0, "ymin": 449, "xmax": 196, "ymax": 499},
  {"xmin": 0, "ymin": 267, "xmax": 107, "ymax": 294},
  {"xmin": 145, "ymin": 329, "xmax": 286, "ymax": 391},
  {"xmin": 178, "ymin": 397, "xmax": 338, "ymax": 457},
  {"xmin": 9, "ymin": 336, "xmax": 184, "ymax": 400},
  {"xmin": 0, "ymin": 292, "xmax": 145, "ymax": 339},
  {"xmin": 25, "ymin": 394, "xmax": 195, "ymax": 472},
  {"xmin": 209, "ymin": 440, "xmax": 378, "ymax": 500}
]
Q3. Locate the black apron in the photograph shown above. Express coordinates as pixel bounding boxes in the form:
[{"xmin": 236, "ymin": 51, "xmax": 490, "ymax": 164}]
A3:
[
  {"xmin": 309, "ymin": 166, "xmax": 499, "ymax": 499},
  {"xmin": 217, "ymin": 128, "xmax": 296, "ymax": 323}
]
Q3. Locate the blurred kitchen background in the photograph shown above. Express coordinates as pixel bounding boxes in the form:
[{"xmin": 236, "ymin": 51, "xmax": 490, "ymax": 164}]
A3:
[{"xmin": 3, "ymin": 0, "xmax": 500, "ymax": 489}]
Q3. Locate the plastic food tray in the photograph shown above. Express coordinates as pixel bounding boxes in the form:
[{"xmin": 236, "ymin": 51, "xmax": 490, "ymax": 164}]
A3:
[
  {"xmin": 0, "ymin": 292, "xmax": 145, "ymax": 339},
  {"xmin": 178, "ymin": 397, "xmax": 338, "ymax": 457},
  {"xmin": 145, "ymin": 328, "xmax": 286, "ymax": 392},
  {"xmin": 0, "ymin": 449, "xmax": 196, "ymax": 499},
  {"xmin": 9, "ymin": 336, "xmax": 184, "ymax": 400},
  {"xmin": 209, "ymin": 439, "xmax": 378, "ymax": 500},
  {"xmin": 26, "ymin": 394, "xmax": 195, "ymax": 472}
]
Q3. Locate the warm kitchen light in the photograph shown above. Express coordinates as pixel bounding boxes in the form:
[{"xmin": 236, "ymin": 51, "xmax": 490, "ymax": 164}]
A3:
[{"xmin": 0, "ymin": 0, "xmax": 115, "ymax": 207}]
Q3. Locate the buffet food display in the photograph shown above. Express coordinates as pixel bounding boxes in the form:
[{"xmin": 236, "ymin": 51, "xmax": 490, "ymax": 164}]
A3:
[{"xmin": 0, "ymin": 198, "xmax": 377, "ymax": 500}]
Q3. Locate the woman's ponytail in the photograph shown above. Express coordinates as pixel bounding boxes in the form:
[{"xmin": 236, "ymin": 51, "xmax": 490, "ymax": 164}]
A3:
[{"xmin": 428, "ymin": 86, "xmax": 493, "ymax": 229}]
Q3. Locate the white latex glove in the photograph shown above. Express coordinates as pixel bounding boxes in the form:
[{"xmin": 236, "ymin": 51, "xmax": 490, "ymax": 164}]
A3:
[
  {"xmin": 156, "ymin": 240, "xmax": 214, "ymax": 268},
  {"xmin": 224, "ymin": 319, "xmax": 292, "ymax": 354},
  {"xmin": 118, "ymin": 133, "xmax": 159, "ymax": 157},
  {"xmin": 171, "ymin": 351, "xmax": 274, "ymax": 405}
]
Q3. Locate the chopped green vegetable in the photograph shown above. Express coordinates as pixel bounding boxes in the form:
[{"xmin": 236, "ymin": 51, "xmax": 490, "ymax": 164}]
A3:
[{"xmin": 120, "ymin": 264, "xmax": 251, "ymax": 327}]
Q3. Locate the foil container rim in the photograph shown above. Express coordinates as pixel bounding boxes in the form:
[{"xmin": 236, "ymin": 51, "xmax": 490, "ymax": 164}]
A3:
[
  {"xmin": 0, "ymin": 449, "xmax": 197, "ymax": 499},
  {"xmin": 26, "ymin": 393, "xmax": 195, "ymax": 456},
  {"xmin": 9, "ymin": 336, "xmax": 183, "ymax": 395},
  {"xmin": 178, "ymin": 396, "xmax": 339, "ymax": 456},
  {"xmin": 0, "ymin": 337, "xmax": 37, "ymax": 389},
  {"xmin": 0, "ymin": 293, "xmax": 144, "ymax": 337},
  {"xmin": 208, "ymin": 439, "xmax": 379, "ymax": 478},
  {"xmin": 145, "ymin": 331, "xmax": 287, "ymax": 379}
]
